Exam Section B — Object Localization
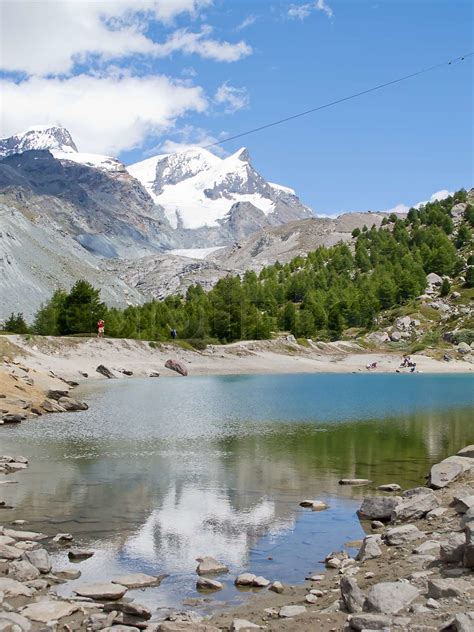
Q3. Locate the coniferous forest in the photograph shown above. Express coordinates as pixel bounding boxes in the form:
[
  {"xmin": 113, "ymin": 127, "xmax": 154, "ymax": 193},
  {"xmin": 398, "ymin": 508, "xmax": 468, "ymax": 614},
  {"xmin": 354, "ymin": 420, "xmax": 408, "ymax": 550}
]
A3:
[{"xmin": 5, "ymin": 190, "xmax": 473, "ymax": 344}]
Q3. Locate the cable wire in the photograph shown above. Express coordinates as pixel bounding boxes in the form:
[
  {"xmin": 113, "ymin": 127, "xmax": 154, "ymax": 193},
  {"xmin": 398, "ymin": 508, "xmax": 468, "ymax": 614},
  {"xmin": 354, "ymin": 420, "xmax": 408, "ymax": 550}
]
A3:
[{"xmin": 203, "ymin": 52, "xmax": 473, "ymax": 150}]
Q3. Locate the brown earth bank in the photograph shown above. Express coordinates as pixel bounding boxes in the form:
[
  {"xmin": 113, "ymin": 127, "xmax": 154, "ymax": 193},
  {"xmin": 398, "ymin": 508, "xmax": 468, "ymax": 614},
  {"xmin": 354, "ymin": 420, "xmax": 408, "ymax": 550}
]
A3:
[
  {"xmin": 1, "ymin": 333, "xmax": 472, "ymax": 422},
  {"xmin": 1, "ymin": 447, "xmax": 474, "ymax": 631}
]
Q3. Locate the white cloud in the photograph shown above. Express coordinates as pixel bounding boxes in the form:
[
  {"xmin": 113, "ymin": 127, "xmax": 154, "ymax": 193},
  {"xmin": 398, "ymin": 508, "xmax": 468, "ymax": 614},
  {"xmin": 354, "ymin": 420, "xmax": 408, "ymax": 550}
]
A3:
[
  {"xmin": 0, "ymin": 1, "xmax": 251, "ymax": 75},
  {"xmin": 236, "ymin": 14, "xmax": 258, "ymax": 31},
  {"xmin": 384, "ymin": 189, "xmax": 453, "ymax": 214},
  {"xmin": 288, "ymin": 0, "xmax": 333, "ymax": 20},
  {"xmin": 214, "ymin": 82, "xmax": 249, "ymax": 113},
  {"xmin": 0, "ymin": 74, "xmax": 207, "ymax": 155}
]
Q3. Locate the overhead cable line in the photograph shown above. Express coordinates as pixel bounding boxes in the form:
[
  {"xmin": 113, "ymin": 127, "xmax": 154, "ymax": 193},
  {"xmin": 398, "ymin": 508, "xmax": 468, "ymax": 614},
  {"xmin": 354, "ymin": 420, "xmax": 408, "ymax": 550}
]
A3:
[{"xmin": 203, "ymin": 52, "xmax": 473, "ymax": 150}]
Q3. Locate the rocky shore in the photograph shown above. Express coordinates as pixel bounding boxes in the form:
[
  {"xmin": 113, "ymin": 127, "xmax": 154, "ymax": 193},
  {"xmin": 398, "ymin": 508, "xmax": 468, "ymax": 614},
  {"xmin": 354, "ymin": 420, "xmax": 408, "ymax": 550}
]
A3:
[{"xmin": 1, "ymin": 447, "xmax": 473, "ymax": 631}]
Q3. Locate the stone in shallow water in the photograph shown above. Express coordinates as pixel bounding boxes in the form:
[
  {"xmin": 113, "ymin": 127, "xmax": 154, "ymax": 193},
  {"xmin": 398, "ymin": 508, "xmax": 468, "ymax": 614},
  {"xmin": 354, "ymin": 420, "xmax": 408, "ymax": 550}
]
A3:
[
  {"xmin": 196, "ymin": 577, "xmax": 223, "ymax": 591},
  {"xmin": 55, "ymin": 568, "xmax": 81, "ymax": 580},
  {"xmin": 235, "ymin": 573, "xmax": 256, "ymax": 586},
  {"xmin": 112, "ymin": 573, "xmax": 162, "ymax": 588},
  {"xmin": 21, "ymin": 600, "xmax": 79, "ymax": 623},
  {"xmin": 339, "ymin": 479, "xmax": 371, "ymax": 486},
  {"xmin": 195, "ymin": 556, "xmax": 228, "ymax": 576},
  {"xmin": 377, "ymin": 483, "xmax": 401, "ymax": 492},
  {"xmin": 68, "ymin": 548, "xmax": 94, "ymax": 561},
  {"xmin": 74, "ymin": 582, "xmax": 128, "ymax": 601}
]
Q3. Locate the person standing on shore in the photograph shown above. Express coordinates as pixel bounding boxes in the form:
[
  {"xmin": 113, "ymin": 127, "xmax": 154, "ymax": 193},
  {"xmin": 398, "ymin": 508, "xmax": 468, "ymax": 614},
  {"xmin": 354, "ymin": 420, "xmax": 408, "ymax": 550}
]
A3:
[{"xmin": 97, "ymin": 319, "xmax": 105, "ymax": 338}]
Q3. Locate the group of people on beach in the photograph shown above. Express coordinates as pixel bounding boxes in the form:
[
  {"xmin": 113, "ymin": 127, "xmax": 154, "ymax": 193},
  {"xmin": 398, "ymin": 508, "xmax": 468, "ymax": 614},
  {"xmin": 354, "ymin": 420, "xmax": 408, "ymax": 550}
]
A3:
[
  {"xmin": 365, "ymin": 356, "xmax": 417, "ymax": 373},
  {"xmin": 96, "ymin": 319, "xmax": 178, "ymax": 341}
]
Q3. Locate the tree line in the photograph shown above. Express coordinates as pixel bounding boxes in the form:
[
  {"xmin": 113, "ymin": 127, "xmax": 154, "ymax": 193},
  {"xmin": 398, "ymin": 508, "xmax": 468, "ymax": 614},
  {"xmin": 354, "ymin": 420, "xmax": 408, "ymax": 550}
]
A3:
[{"xmin": 3, "ymin": 190, "xmax": 473, "ymax": 343}]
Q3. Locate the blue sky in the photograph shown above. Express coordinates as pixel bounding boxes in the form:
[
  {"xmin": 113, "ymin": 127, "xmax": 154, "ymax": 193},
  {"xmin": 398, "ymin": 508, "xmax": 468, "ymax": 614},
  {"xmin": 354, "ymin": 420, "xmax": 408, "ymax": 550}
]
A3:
[{"xmin": 1, "ymin": 0, "xmax": 472, "ymax": 214}]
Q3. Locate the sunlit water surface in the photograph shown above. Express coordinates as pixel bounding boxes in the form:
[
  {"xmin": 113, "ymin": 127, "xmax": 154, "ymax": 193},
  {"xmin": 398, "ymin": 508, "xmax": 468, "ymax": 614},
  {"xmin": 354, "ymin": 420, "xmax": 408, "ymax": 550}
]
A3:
[{"xmin": 1, "ymin": 373, "xmax": 473, "ymax": 614}]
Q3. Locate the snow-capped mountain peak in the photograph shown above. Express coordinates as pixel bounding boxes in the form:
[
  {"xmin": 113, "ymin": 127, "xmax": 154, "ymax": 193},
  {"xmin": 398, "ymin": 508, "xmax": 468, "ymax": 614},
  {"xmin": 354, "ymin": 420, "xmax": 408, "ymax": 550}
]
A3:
[
  {"xmin": 0, "ymin": 125, "xmax": 124, "ymax": 173},
  {"xmin": 127, "ymin": 145, "xmax": 313, "ymax": 230},
  {"xmin": 0, "ymin": 125, "xmax": 78, "ymax": 157}
]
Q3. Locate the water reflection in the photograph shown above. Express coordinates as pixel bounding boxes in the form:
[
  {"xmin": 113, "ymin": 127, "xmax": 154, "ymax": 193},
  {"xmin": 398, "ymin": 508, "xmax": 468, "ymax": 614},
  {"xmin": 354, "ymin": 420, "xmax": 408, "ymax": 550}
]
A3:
[{"xmin": 0, "ymin": 374, "xmax": 473, "ymax": 610}]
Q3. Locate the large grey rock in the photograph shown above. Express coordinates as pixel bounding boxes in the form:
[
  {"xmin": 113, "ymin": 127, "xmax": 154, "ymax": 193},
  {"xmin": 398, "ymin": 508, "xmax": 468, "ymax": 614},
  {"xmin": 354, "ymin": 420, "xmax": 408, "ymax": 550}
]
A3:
[
  {"xmin": 454, "ymin": 495, "xmax": 474, "ymax": 513},
  {"xmin": 24, "ymin": 548, "xmax": 52, "ymax": 573},
  {"xmin": 412, "ymin": 540, "xmax": 441, "ymax": 556},
  {"xmin": 458, "ymin": 445, "xmax": 474, "ymax": 458},
  {"xmin": 230, "ymin": 619, "xmax": 260, "ymax": 631},
  {"xmin": 195, "ymin": 556, "xmax": 228, "ymax": 576},
  {"xmin": 112, "ymin": 573, "xmax": 163, "ymax": 588},
  {"xmin": 349, "ymin": 613, "xmax": 392, "ymax": 631},
  {"xmin": 356, "ymin": 535, "xmax": 382, "ymax": 561},
  {"xmin": 0, "ymin": 544, "xmax": 23, "ymax": 560},
  {"xmin": 391, "ymin": 488, "xmax": 439, "ymax": 521},
  {"xmin": 0, "ymin": 612, "xmax": 31, "ymax": 632},
  {"xmin": 384, "ymin": 525, "xmax": 421, "ymax": 546},
  {"xmin": 364, "ymin": 582, "xmax": 419, "ymax": 614},
  {"xmin": 57, "ymin": 397, "xmax": 88, "ymax": 411},
  {"xmin": 278, "ymin": 605, "xmax": 306, "ymax": 618},
  {"xmin": 164, "ymin": 359, "xmax": 188, "ymax": 376},
  {"xmin": 75, "ymin": 582, "xmax": 128, "ymax": 600},
  {"xmin": 340, "ymin": 576, "xmax": 365, "ymax": 613},
  {"xmin": 445, "ymin": 612, "xmax": 474, "ymax": 632},
  {"xmin": 429, "ymin": 456, "xmax": 474, "ymax": 489},
  {"xmin": 357, "ymin": 496, "xmax": 401, "ymax": 521},
  {"xmin": 7, "ymin": 560, "xmax": 40, "ymax": 582},
  {"xmin": 96, "ymin": 365, "xmax": 115, "ymax": 379},
  {"xmin": 196, "ymin": 577, "xmax": 223, "ymax": 591},
  {"xmin": 68, "ymin": 548, "xmax": 94, "ymax": 560},
  {"xmin": 427, "ymin": 578, "xmax": 472, "ymax": 599},
  {"xmin": 103, "ymin": 601, "xmax": 152, "ymax": 620},
  {"xmin": 0, "ymin": 578, "xmax": 33, "ymax": 597},
  {"xmin": 3, "ymin": 528, "xmax": 46, "ymax": 542},
  {"xmin": 21, "ymin": 600, "xmax": 79, "ymax": 623},
  {"xmin": 234, "ymin": 573, "xmax": 257, "ymax": 586},
  {"xmin": 440, "ymin": 533, "xmax": 466, "ymax": 563}
]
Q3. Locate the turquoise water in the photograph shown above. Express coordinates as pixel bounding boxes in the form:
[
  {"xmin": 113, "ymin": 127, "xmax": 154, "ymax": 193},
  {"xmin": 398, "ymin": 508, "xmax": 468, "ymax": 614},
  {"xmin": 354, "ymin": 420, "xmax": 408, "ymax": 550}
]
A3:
[{"xmin": 0, "ymin": 373, "xmax": 473, "ymax": 613}]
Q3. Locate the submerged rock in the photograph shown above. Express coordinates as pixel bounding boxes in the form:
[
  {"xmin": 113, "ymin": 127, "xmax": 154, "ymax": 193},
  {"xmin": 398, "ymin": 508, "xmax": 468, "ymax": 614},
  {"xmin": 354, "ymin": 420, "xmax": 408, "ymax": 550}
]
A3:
[{"xmin": 112, "ymin": 573, "xmax": 164, "ymax": 588}]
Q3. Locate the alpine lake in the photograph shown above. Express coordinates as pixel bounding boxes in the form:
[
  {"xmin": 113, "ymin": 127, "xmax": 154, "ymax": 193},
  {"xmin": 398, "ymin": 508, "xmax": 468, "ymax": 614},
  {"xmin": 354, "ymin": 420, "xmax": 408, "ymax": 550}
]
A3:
[{"xmin": 1, "ymin": 373, "xmax": 473, "ymax": 615}]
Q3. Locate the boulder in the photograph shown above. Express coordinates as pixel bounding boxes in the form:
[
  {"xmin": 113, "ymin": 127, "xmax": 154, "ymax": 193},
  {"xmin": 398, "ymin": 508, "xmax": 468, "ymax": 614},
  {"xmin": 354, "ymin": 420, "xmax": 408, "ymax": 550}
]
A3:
[
  {"xmin": 340, "ymin": 576, "xmax": 365, "ymax": 613},
  {"xmin": 57, "ymin": 397, "xmax": 88, "ymax": 411},
  {"xmin": 234, "ymin": 573, "xmax": 256, "ymax": 586},
  {"xmin": 458, "ymin": 445, "xmax": 474, "ymax": 459},
  {"xmin": 24, "ymin": 548, "xmax": 52, "ymax": 573},
  {"xmin": 445, "ymin": 612, "xmax": 474, "ymax": 632},
  {"xmin": 377, "ymin": 484, "xmax": 401, "ymax": 492},
  {"xmin": 391, "ymin": 488, "xmax": 439, "ymax": 521},
  {"xmin": 412, "ymin": 541, "xmax": 441, "ymax": 556},
  {"xmin": 364, "ymin": 582, "xmax": 419, "ymax": 614},
  {"xmin": 1, "ymin": 414, "xmax": 25, "ymax": 424},
  {"xmin": 356, "ymin": 535, "xmax": 382, "ymax": 562},
  {"xmin": 112, "ymin": 573, "xmax": 163, "ymax": 588},
  {"xmin": 427, "ymin": 578, "xmax": 472, "ymax": 599},
  {"xmin": 427, "ymin": 272, "xmax": 442, "ymax": 286},
  {"xmin": 46, "ymin": 389, "xmax": 69, "ymax": 401},
  {"xmin": 357, "ymin": 496, "xmax": 401, "ymax": 521},
  {"xmin": 230, "ymin": 620, "xmax": 260, "ymax": 631},
  {"xmin": 55, "ymin": 568, "xmax": 81, "ymax": 580},
  {"xmin": 429, "ymin": 459, "xmax": 464, "ymax": 489},
  {"xmin": 0, "ymin": 577, "xmax": 33, "ymax": 597},
  {"xmin": 454, "ymin": 495, "xmax": 474, "ymax": 513},
  {"xmin": 7, "ymin": 560, "xmax": 40, "ymax": 582},
  {"xmin": 41, "ymin": 399, "xmax": 66, "ymax": 413},
  {"xmin": 390, "ymin": 331, "xmax": 401, "ymax": 342},
  {"xmin": 384, "ymin": 525, "xmax": 421, "ymax": 546},
  {"xmin": 103, "ymin": 601, "xmax": 152, "ymax": 620},
  {"xmin": 68, "ymin": 548, "xmax": 94, "ymax": 560},
  {"xmin": 75, "ymin": 582, "xmax": 128, "ymax": 600},
  {"xmin": 0, "ymin": 612, "xmax": 31, "ymax": 632},
  {"xmin": 21, "ymin": 600, "xmax": 79, "ymax": 623},
  {"xmin": 0, "ymin": 543, "xmax": 23, "ymax": 560},
  {"xmin": 457, "ymin": 342, "xmax": 471, "ymax": 355},
  {"xmin": 3, "ymin": 528, "xmax": 46, "ymax": 542},
  {"xmin": 164, "ymin": 359, "xmax": 188, "ymax": 376},
  {"xmin": 96, "ymin": 365, "xmax": 115, "ymax": 379},
  {"xmin": 195, "ymin": 556, "xmax": 228, "ymax": 576},
  {"xmin": 278, "ymin": 605, "xmax": 306, "ymax": 618},
  {"xmin": 269, "ymin": 581, "xmax": 284, "ymax": 594},
  {"xmin": 196, "ymin": 577, "xmax": 223, "ymax": 591},
  {"xmin": 349, "ymin": 613, "xmax": 392, "ymax": 630},
  {"xmin": 440, "ymin": 533, "xmax": 466, "ymax": 563}
]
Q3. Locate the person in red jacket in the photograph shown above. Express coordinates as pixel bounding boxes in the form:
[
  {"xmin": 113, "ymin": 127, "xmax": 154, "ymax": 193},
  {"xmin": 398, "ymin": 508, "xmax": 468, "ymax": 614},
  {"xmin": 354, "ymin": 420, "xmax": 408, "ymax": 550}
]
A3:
[{"xmin": 97, "ymin": 319, "xmax": 105, "ymax": 338}]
